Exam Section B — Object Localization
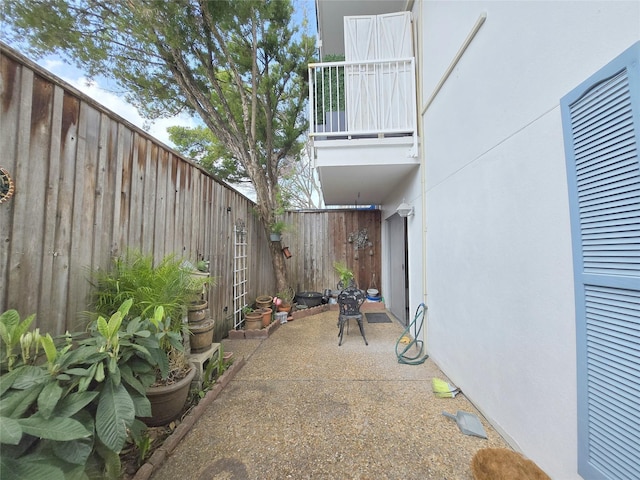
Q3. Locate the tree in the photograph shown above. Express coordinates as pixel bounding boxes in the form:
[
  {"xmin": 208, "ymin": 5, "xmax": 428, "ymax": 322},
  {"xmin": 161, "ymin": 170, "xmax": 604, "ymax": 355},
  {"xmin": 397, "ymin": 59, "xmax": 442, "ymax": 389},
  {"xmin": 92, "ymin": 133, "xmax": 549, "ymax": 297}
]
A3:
[
  {"xmin": 168, "ymin": 126, "xmax": 323, "ymax": 209},
  {"xmin": 279, "ymin": 139, "xmax": 324, "ymax": 209},
  {"xmin": 167, "ymin": 125, "xmax": 251, "ymax": 186},
  {"xmin": 4, "ymin": 0, "xmax": 316, "ymax": 293}
]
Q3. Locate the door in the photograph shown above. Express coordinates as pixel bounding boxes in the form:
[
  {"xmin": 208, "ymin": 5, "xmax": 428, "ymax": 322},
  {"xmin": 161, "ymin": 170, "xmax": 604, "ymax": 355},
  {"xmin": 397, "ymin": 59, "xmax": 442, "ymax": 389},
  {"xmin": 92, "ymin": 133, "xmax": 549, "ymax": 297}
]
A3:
[
  {"xmin": 388, "ymin": 213, "xmax": 408, "ymax": 324},
  {"xmin": 561, "ymin": 42, "xmax": 640, "ymax": 480}
]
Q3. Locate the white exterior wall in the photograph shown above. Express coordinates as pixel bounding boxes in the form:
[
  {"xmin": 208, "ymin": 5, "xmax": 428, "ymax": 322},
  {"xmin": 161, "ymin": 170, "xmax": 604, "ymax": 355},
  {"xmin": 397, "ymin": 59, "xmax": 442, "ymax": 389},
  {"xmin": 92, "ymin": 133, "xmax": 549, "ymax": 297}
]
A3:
[
  {"xmin": 380, "ymin": 167, "xmax": 424, "ymax": 324},
  {"xmin": 415, "ymin": 1, "xmax": 640, "ymax": 479}
]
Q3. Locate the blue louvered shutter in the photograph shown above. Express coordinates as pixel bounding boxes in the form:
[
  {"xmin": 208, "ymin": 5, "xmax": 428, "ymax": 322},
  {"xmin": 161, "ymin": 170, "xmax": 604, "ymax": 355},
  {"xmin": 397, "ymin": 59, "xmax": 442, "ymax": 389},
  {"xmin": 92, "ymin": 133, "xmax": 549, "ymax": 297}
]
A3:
[{"xmin": 561, "ymin": 42, "xmax": 640, "ymax": 480}]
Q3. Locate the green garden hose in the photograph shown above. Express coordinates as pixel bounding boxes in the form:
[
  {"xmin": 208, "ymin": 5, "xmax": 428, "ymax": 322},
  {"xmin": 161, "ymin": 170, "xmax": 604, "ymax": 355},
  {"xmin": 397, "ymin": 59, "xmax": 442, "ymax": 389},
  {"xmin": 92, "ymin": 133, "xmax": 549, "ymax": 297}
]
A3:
[{"xmin": 395, "ymin": 303, "xmax": 429, "ymax": 365}]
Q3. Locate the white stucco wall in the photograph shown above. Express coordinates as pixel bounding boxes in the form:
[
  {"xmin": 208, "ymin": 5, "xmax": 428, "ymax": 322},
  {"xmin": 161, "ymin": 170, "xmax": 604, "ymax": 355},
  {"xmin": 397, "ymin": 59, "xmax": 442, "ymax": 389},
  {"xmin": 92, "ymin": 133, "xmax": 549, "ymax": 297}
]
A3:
[
  {"xmin": 380, "ymin": 167, "xmax": 424, "ymax": 328},
  {"xmin": 416, "ymin": 1, "xmax": 640, "ymax": 479}
]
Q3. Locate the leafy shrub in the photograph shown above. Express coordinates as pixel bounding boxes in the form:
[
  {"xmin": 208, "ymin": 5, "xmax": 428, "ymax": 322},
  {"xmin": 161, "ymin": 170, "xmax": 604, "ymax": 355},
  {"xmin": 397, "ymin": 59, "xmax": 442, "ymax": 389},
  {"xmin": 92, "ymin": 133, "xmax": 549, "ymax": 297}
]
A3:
[
  {"xmin": 90, "ymin": 250, "xmax": 209, "ymax": 337},
  {"xmin": 0, "ymin": 300, "xmax": 167, "ymax": 479}
]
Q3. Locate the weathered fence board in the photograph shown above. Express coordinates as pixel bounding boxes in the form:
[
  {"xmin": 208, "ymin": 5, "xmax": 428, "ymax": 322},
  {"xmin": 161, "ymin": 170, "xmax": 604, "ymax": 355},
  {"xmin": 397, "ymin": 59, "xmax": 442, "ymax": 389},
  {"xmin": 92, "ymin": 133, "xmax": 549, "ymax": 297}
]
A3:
[
  {"xmin": 282, "ymin": 209, "xmax": 381, "ymax": 294},
  {"xmin": 1, "ymin": 44, "xmax": 381, "ymax": 340}
]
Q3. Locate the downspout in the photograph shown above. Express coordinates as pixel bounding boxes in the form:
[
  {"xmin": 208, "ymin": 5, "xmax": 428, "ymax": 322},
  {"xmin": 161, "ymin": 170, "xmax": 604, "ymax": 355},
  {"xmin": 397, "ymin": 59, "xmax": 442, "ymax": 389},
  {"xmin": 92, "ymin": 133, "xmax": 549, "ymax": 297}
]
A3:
[
  {"xmin": 418, "ymin": 10, "xmax": 487, "ymax": 339},
  {"xmin": 421, "ymin": 12, "xmax": 487, "ymax": 116}
]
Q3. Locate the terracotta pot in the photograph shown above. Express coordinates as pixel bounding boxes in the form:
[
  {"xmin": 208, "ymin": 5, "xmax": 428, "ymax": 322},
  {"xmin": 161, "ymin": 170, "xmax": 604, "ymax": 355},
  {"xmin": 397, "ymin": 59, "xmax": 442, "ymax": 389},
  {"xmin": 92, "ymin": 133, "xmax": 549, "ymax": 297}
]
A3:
[
  {"xmin": 187, "ymin": 300, "xmax": 208, "ymax": 324},
  {"xmin": 256, "ymin": 295, "xmax": 272, "ymax": 310},
  {"xmin": 277, "ymin": 304, "xmax": 291, "ymax": 313},
  {"xmin": 244, "ymin": 311, "xmax": 262, "ymax": 330},
  {"xmin": 189, "ymin": 318, "xmax": 215, "ymax": 353},
  {"xmin": 143, "ymin": 364, "xmax": 196, "ymax": 427},
  {"xmin": 259, "ymin": 307, "xmax": 272, "ymax": 327}
]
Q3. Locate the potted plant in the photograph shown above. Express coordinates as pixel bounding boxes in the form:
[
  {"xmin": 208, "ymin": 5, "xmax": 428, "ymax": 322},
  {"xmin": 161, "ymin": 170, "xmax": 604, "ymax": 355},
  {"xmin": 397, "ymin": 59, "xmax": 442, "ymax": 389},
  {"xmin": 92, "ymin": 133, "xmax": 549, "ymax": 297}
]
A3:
[
  {"xmin": 274, "ymin": 286, "xmax": 295, "ymax": 313},
  {"xmin": 334, "ymin": 261, "xmax": 355, "ymax": 290},
  {"xmin": 89, "ymin": 250, "xmax": 203, "ymax": 425},
  {"xmin": 269, "ymin": 220, "xmax": 289, "ymax": 242},
  {"xmin": 316, "ymin": 53, "xmax": 346, "ymax": 133},
  {"xmin": 0, "ymin": 300, "xmax": 170, "ymax": 478},
  {"xmin": 242, "ymin": 306, "xmax": 262, "ymax": 330}
]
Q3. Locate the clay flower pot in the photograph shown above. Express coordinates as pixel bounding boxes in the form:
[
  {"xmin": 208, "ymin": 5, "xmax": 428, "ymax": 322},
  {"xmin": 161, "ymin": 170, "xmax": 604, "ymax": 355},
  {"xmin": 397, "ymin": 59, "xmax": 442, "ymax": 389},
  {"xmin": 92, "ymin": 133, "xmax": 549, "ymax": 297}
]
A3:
[
  {"xmin": 277, "ymin": 303, "xmax": 292, "ymax": 314},
  {"xmin": 244, "ymin": 311, "xmax": 262, "ymax": 330},
  {"xmin": 259, "ymin": 307, "xmax": 272, "ymax": 327},
  {"xmin": 256, "ymin": 295, "xmax": 273, "ymax": 310},
  {"xmin": 143, "ymin": 364, "xmax": 196, "ymax": 427}
]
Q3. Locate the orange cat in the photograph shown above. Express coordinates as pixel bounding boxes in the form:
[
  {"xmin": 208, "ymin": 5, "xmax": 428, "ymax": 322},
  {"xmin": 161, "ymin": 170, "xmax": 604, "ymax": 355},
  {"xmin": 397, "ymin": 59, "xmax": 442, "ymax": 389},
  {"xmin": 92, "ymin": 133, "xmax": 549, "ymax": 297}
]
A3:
[{"xmin": 471, "ymin": 448, "xmax": 551, "ymax": 480}]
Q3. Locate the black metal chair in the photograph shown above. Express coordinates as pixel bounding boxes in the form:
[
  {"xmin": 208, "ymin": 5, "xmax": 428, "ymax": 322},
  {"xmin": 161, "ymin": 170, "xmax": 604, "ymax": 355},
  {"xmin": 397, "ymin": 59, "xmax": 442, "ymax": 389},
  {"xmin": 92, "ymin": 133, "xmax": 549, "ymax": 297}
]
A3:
[{"xmin": 337, "ymin": 286, "xmax": 368, "ymax": 346}]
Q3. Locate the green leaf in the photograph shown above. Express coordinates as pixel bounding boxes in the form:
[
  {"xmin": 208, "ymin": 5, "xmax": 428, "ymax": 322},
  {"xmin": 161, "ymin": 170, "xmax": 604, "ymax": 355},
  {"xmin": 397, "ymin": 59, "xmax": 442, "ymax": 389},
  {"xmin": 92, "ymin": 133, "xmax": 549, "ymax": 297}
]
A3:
[
  {"xmin": 53, "ymin": 391, "xmax": 99, "ymax": 418},
  {"xmin": 0, "ymin": 310, "xmax": 20, "ymax": 346},
  {"xmin": 149, "ymin": 347, "xmax": 169, "ymax": 379},
  {"xmin": 94, "ymin": 438, "xmax": 122, "ymax": 480},
  {"xmin": 96, "ymin": 316, "xmax": 109, "ymax": 340},
  {"xmin": 1, "ymin": 383, "xmax": 44, "ymax": 418},
  {"xmin": 126, "ymin": 316, "xmax": 141, "ymax": 334},
  {"xmin": 120, "ymin": 365, "xmax": 147, "ymax": 395},
  {"xmin": 62, "ymin": 368, "xmax": 93, "ymax": 377},
  {"xmin": 40, "ymin": 334, "xmax": 57, "ymax": 365},
  {"xmin": 51, "ymin": 437, "xmax": 93, "ymax": 465},
  {"xmin": 117, "ymin": 298, "xmax": 133, "ymax": 318},
  {"xmin": 0, "ymin": 455, "xmax": 65, "ymax": 480},
  {"xmin": 78, "ymin": 364, "xmax": 97, "ymax": 393},
  {"xmin": 95, "ymin": 362, "xmax": 105, "ymax": 382},
  {"xmin": 127, "ymin": 388, "xmax": 152, "ymax": 418},
  {"xmin": 12, "ymin": 314, "xmax": 36, "ymax": 346},
  {"xmin": 0, "ymin": 366, "xmax": 21, "ymax": 396},
  {"xmin": 153, "ymin": 305, "xmax": 165, "ymax": 327},
  {"xmin": 11, "ymin": 365, "xmax": 48, "ymax": 389},
  {"xmin": 0, "ymin": 416, "xmax": 22, "ymax": 445},
  {"xmin": 37, "ymin": 381, "xmax": 63, "ymax": 419},
  {"xmin": 18, "ymin": 416, "xmax": 91, "ymax": 441},
  {"xmin": 95, "ymin": 379, "xmax": 135, "ymax": 453},
  {"xmin": 107, "ymin": 312, "xmax": 123, "ymax": 340}
]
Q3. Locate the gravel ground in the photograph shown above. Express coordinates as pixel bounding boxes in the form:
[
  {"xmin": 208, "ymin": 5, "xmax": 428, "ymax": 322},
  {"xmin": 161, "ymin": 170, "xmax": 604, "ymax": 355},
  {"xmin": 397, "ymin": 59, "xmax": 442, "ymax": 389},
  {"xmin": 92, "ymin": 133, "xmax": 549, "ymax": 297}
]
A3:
[{"xmin": 150, "ymin": 310, "xmax": 509, "ymax": 480}]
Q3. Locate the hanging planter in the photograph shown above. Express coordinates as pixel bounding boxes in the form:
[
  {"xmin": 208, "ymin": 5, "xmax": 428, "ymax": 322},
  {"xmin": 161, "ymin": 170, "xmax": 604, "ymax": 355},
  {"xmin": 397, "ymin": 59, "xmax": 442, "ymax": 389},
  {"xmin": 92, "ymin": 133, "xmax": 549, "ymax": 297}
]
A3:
[{"xmin": 269, "ymin": 232, "xmax": 281, "ymax": 242}]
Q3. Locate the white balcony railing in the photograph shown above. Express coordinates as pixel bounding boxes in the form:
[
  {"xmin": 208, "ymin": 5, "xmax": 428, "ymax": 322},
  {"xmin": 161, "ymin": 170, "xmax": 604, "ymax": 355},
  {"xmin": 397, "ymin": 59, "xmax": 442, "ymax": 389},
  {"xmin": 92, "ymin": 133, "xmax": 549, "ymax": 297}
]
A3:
[{"xmin": 308, "ymin": 58, "xmax": 417, "ymax": 140}]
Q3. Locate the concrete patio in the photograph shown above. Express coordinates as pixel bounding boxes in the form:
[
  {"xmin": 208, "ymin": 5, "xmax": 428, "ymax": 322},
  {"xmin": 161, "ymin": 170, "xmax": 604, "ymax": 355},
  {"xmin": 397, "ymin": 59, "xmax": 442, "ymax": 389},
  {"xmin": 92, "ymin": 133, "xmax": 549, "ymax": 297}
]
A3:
[{"xmin": 149, "ymin": 309, "xmax": 510, "ymax": 480}]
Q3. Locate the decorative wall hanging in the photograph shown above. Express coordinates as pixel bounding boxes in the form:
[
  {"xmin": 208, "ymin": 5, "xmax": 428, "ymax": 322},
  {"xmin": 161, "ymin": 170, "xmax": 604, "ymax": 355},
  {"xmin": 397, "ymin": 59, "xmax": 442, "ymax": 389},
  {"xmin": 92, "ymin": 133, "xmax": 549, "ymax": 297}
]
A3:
[
  {"xmin": 348, "ymin": 228, "xmax": 369, "ymax": 250},
  {"xmin": 0, "ymin": 167, "xmax": 15, "ymax": 204}
]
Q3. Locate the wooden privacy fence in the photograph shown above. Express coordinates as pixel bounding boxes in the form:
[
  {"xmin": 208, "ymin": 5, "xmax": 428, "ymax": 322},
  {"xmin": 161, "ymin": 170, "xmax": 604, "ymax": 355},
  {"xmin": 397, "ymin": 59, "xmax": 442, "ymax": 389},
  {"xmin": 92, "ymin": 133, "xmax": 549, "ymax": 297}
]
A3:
[
  {"xmin": 0, "ymin": 44, "xmax": 275, "ymax": 338},
  {"xmin": 281, "ymin": 209, "xmax": 381, "ymax": 295},
  {"xmin": 0, "ymin": 44, "xmax": 382, "ymax": 339}
]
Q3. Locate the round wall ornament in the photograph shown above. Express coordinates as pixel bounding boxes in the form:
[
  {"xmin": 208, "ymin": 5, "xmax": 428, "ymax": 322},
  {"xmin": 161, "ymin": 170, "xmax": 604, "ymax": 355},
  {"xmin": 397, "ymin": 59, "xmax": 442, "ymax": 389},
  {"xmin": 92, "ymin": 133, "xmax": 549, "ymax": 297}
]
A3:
[{"xmin": 0, "ymin": 167, "xmax": 15, "ymax": 204}]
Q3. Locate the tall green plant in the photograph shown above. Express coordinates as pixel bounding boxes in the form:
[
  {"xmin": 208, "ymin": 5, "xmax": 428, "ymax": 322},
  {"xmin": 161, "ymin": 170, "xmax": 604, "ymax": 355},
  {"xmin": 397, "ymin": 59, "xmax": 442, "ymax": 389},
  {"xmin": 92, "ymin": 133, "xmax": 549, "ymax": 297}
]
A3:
[
  {"xmin": 0, "ymin": 301, "xmax": 168, "ymax": 479},
  {"xmin": 333, "ymin": 261, "xmax": 355, "ymax": 289},
  {"xmin": 91, "ymin": 250, "xmax": 208, "ymax": 336}
]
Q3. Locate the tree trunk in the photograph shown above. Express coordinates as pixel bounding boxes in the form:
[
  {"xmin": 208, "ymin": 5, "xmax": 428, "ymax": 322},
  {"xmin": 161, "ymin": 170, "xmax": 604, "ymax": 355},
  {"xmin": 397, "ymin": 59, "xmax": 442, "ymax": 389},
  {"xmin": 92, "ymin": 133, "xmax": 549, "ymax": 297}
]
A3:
[{"xmin": 265, "ymin": 225, "xmax": 289, "ymax": 294}]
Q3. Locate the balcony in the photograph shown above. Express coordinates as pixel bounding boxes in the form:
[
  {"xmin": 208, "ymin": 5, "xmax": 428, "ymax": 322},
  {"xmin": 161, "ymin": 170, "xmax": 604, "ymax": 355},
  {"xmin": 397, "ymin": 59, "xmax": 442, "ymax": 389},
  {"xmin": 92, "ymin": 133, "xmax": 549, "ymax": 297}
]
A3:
[{"xmin": 308, "ymin": 58, "xmax": 420, "ymax": 206}]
